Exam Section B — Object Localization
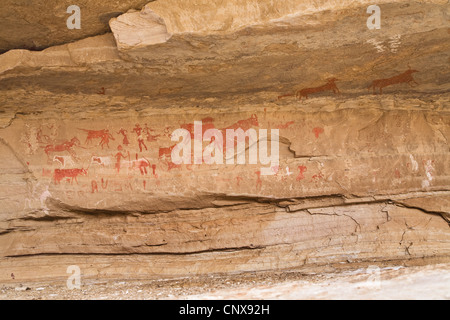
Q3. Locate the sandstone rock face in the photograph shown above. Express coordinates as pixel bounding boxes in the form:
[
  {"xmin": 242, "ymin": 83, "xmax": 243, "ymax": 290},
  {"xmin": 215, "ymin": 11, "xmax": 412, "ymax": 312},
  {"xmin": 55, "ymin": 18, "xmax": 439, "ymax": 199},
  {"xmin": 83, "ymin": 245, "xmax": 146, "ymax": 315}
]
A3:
[
  {"xmin": 0, "ymin": 0, "xmax": 449, "ymax": 283},
  {"xmin": 110, "ymin": 7, "xmax": 172, "ymax": 50},
  {"xmin": 0, "ymin": 0, "xmax": 151, "ymax": 53}
]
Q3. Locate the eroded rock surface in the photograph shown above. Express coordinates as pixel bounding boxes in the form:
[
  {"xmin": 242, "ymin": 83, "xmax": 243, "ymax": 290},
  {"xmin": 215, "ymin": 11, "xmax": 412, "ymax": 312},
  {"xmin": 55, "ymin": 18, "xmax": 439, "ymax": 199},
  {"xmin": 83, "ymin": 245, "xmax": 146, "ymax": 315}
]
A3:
[
  {"xmin": 0, "ymin": 0, "xmax": 448, "ymax": 283},
  {"xmin": 0, "ymin": 0, "xmax": 151, "ymax": 54}
]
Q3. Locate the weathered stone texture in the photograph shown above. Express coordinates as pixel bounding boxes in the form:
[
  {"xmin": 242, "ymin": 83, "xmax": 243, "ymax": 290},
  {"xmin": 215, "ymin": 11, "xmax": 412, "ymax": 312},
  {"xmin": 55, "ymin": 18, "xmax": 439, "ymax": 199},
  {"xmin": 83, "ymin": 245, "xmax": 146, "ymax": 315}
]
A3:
[{"xmin": 0, "ymin": 0, "xmax": 448, "ymax": 283}]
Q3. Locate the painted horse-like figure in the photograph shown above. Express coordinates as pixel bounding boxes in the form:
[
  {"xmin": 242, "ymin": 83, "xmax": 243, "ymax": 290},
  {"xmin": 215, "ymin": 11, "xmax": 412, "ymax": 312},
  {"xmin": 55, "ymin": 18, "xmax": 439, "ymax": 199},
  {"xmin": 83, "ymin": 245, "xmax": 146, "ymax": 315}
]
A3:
[
  {"xmin": 44, "ymin": 137, "xmax": 80, "ymax": 160},
  {"xmin": 368, "ymin": 67, "xmax": 419, "ymax": 94}
]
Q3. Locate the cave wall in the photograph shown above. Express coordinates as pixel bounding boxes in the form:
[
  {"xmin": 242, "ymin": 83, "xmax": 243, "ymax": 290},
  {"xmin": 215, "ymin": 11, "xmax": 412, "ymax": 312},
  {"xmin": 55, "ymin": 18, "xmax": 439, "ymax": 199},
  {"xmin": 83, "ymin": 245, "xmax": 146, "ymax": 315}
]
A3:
[{"xmin": 0, "ymin": 0, "xmax": 449, "ymax": 283}]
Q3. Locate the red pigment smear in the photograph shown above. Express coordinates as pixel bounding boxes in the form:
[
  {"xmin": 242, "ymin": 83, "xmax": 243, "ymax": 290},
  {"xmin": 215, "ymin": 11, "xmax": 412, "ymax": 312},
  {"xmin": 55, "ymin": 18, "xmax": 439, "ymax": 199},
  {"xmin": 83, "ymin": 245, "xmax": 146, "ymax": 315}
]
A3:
[{"xmin": 297, "ymin": 166, "xmax": 307, "ymax": 181}]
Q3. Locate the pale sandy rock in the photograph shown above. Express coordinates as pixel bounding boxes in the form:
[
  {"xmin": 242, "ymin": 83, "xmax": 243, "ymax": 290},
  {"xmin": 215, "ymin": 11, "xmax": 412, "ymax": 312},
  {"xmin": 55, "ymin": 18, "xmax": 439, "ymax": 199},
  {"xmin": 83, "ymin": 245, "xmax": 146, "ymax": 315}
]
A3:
[
  {"xmin": 2, "ymin": 264, "xmax": 450, "ymax": 300},
  {"xmin": 143, "ymin": 0, "xmax": 448, "ymax": 34},
  {"xmin": 0, "ymin": 34, "xmax": 120, "ymax": 74},
  {"xmin": 184, "ymin": 264, "xmax": 450, "ymax": 300},
  {"xmin": 108, "ymin": 0, "xmax": 450, "ymax": 52},
  {"xmin": 0, "ymin": 0, "xmax": 151, "ymax": 53},
  {"xmin": 66, "ymin": 34, "xmax": 121, "ymax": 65},
  {"xmin": 110, "ymin": 8, "xmax": 172, "ymax": 50}
]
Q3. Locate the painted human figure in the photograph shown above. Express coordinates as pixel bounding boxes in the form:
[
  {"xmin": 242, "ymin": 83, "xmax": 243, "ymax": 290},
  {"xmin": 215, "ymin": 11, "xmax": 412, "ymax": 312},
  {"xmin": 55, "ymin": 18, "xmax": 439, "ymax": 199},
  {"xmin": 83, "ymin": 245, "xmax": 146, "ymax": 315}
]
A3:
[
  {"xmin": 99, "ymin": 130, "xmax": 115, "ymax": 149},
  {"xmin": 115, "ymin": 145, "xmax": 129, "ymax": 173},
  {"xmin": 133, "ymin": 124, "xmax": 148, "ymax": 152},
  {"xmin": 117, "ymin": 128, "xmax": 130, "ymax": 146},
  {"xmin": 144, "ymin": 123, "xmax": 160, "ymax": 142}
]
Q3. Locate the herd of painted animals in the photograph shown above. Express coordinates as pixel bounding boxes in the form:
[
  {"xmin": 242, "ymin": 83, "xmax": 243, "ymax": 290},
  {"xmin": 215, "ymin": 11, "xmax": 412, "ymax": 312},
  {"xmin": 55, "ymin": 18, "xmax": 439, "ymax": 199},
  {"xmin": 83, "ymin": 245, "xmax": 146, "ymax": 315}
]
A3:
[{"xmin": 278, "ymin": 67, "xmax": 419, "ymax": 100}]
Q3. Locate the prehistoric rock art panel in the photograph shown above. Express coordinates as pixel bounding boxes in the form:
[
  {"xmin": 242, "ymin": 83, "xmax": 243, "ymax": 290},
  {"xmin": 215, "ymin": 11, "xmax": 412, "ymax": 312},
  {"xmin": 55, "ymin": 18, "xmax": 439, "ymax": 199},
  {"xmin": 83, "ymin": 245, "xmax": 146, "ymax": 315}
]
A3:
[
  {"xmin": 4, "ymin": 107, "xmax": 447, "ymax": 210},
  {"xmin": 0, "ymin": 0, "xmax": 448, "ymax": 285}
]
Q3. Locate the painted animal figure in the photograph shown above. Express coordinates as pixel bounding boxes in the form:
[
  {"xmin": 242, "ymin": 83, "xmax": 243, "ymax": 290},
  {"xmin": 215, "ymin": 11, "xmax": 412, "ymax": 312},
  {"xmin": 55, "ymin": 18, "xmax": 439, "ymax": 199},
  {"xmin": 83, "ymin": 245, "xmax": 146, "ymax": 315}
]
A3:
[
  {"xmin": 53, "ymin": 168, "xmax": 87, "ymax": 184},
  {"xmin": 368, "ymin": 68, "xmax": 419, "ymax": 94},
  {"xmin": 53, "ymin": 155, "xmax": 76, "ymax": 168},
  {"xmin": 181, "ymin": 117, "xmax": 216, "ymax": 139},
  {"xmin": 159, "ymin": 145, "xmax": 176, "ymax": 160},
  {"xmin": 296, "ymin": 78, "xmax": 340, "ymax": 100},
  {"xmin": 91, "ymin": 156, "xmax": 112, "ymax": 167},
  {"xmin": 278, "ymin": 93, "xmax": 296, "ymax": 100},
  {"xmin": 44, "ymin": 138, "xmax": 80, "ymax": 159},
  {"xmin": 277, "ymin": 121, "xmax": 295, "ymax": 129},
  {"xmin": 132, "ymin": 157, "xmax": 151, "ymax": 175},
  {"xmin": 224, "ymin": 114, "xmax": 259, "ymax": 131},
  {"xmin": 120, "ymin": 156, "xmax": 151, "ymax": 175},
  {"xmin": 79, "ymin": 129, "xmax": 115, "ymax": 149}
]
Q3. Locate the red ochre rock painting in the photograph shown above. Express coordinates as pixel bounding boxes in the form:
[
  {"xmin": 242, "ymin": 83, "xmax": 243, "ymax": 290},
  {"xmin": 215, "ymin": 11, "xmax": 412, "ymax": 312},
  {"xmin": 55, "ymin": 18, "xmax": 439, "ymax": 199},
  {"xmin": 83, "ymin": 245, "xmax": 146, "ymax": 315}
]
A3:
[
  {"xmin": 368, "ymin": 67, "xmax": 419, "ymax": 94},
  {"xmin": 53, "ymin": 168, "xmax": 87, "ymax": 185},
  {"xmin": 44, "ymin": 137, "xmax": 80, "ymax": 159},
  {"xmin": 297, "ymin": 166, "xmax": 307, "ymax": 181},
  {"xmin": 79, "ymin": 129, "xmax": 115, "ymax": 149},
  {"xmin": 297, "ymin": 78, "xmax": 340, "ymax": 100},
  {"xmin": 313, "ymin": 127, "xmax": 324, "ymax": 138}
]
